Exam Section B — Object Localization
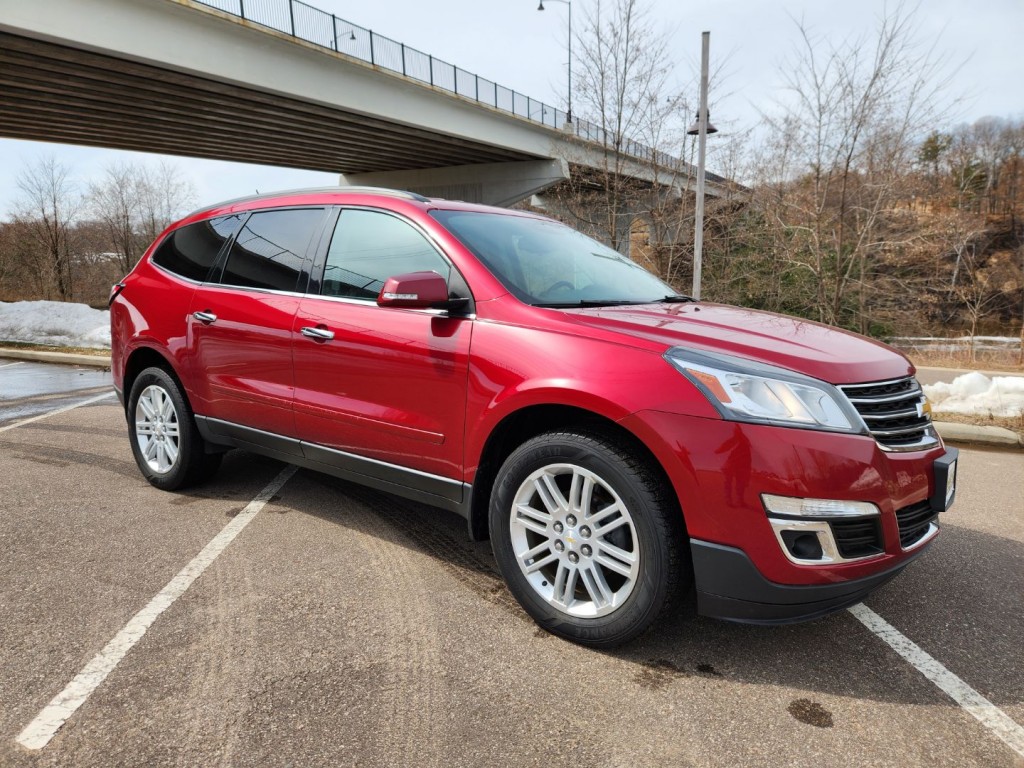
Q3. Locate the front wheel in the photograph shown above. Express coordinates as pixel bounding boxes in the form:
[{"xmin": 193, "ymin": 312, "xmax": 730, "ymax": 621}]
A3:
[
  {"xmin": 489, "ymin": 430, "xmax": 686, "ymax": 647},
  {"xmin": 127, "ymin": 366, "xmax": 221, "ymax": 491}
]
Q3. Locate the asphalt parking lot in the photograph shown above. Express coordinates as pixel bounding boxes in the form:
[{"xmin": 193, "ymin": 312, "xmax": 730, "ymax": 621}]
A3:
[{"xmin": 1, "ymin": 361, "xmax": 1022, "ymax": 767}]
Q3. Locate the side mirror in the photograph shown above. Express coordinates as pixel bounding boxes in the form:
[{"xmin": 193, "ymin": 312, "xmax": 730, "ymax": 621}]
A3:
[{"xmin": 376, "ymin": 271, "xmax": 450, "ymax": 309}]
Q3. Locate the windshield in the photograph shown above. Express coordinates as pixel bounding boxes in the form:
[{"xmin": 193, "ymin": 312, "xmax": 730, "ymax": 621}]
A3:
[{"xmin": 430, "ymin": 210, "xmax": 678, "ymax": 307}]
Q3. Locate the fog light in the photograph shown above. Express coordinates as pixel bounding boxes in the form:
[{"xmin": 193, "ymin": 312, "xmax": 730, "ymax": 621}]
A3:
[
  {"xmin": 781, "ymin": 530, "xmax": 824, "ymax": 560},
  {"xmin": 768, "ymin": 519, "xmax": 837, "ymax": 564}
]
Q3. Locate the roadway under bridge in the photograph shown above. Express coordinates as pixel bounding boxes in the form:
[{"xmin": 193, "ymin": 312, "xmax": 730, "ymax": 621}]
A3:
[{"xmin": 0, "ymin": 0, "xmax": 730, "ymax": 218}]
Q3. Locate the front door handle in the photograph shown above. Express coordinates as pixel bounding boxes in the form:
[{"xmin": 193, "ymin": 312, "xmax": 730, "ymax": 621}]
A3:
[
  {"xmin": 301, "ymin": 326, "xmax": 335, "ymax": 341},
  {"xmin": 193, "ymin": 311, "xmax": 218, "ymax": 324}
]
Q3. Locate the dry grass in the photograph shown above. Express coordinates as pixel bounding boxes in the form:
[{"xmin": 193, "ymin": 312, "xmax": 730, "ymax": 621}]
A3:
[
  {"xmin": 0, "ymin": 342, "xmax": 110, "ymax": 357},
  {"xmin": 905, "ymin": 349, "xmax": 1024, "ymax": 374}
]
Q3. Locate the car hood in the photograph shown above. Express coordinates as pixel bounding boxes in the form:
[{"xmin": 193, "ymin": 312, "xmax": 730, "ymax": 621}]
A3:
[{"xmin": 561, "ymin": 302, "xmax": 912, "ymax": 385}]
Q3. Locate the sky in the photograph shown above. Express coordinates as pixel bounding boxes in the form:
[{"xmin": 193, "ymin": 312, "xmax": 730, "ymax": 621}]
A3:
[{"xmin": 1, "ymin": 0, "xmax": 1022, "ymax": 219}]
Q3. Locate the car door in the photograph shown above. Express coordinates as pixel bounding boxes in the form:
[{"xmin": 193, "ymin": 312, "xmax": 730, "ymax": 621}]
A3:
[
  {"xmin": 188, "ymin": 206, "xmax": 327, "ymax": 438},
  {"xmin": 292, "ymin": 207, "xmax": 473, "ymax": 496}
]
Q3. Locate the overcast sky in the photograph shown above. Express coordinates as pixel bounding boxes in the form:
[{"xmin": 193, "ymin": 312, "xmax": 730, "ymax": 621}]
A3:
[{"xmin": 1, "ymin": 0, "xmax": 1021, "ymax": 218}]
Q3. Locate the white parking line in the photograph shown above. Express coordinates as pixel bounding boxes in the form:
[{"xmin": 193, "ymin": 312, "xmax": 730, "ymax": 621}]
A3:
[
  {"xmin": 15, "ymin": 465, "xmax": 297, "ymax": 750},
  {"xmin": 0, "ymin": 391, "xmax": 116, "ymax": 434},
  {"xmin": 0, "ymin": 361, "xmax": 25, "ymax": 368},
  {"xmin": 850, "ymin": 603, "xmax": 1024, "ymax": 758}
]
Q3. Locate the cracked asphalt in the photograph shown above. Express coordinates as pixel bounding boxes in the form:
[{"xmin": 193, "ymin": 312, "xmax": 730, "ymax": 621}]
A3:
[{"xmin": 0, "ymin": 362, "xmax": 1022, "ymax": 767}]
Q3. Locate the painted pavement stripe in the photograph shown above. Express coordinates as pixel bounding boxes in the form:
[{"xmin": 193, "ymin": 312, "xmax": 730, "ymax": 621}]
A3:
[
  {"xmin": 16, "ymin": 465, "xmax": 297, "ymax": 750},
  {"xmin": 0, "ymin": 391, "xmax": 116, "ymax": 433},
  {"xmin": 849, "ymin": 603, "xmax": 1024, "ymax": 758}
]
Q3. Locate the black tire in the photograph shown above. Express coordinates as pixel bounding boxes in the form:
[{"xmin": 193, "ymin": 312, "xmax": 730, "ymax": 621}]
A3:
[
  {"xmin": 489, "ymin": 429, "xmax": 687, "ymax": 648},
  {"xmin": 126, "ymin": 366, "xmax": 222, "ymax": 491}
]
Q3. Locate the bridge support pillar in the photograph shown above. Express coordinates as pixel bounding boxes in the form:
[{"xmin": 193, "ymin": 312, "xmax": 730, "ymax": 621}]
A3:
[{"xmin": 339, "ymin": 159, "xmax": 569, "ymax": 208}]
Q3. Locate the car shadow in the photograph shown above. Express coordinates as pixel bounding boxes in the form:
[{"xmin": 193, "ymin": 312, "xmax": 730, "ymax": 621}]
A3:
[{"xmin": 194, "ymin": 456, "xmax": 1024, "ymax": 711}]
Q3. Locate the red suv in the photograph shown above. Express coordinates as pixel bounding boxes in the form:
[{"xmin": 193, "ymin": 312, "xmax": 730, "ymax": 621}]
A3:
[{"xmin": 110, "ymin": 187, "xmax": 957, "ymax": 647}]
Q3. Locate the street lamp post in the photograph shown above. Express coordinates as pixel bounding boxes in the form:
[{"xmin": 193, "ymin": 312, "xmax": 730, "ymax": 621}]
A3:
[
  {"xmin": 537, "ymin": 0, "xmax": 572, "ymax": 125},
  {"xmin": 686, "ymin": 30, "xmax": 716, "ymax": 301}
]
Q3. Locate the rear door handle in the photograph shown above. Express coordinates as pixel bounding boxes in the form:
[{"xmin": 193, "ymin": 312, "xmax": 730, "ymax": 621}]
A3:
[
  {"xmin": 193, "ymin": 311, "xmax": 218, "ymax": 324},
  {"xmin": 301, "ymin": 326, "xmax": 335, "ymax": 341}
]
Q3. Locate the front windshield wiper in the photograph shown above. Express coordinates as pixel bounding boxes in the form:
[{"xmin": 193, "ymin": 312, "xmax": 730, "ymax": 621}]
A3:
[
  {"xmin": 534, "ymin": 295, "xmax": 698, "ymax": 309},
  {"xmin": 534, "ymin": 299, "xmax": 652, "ymax": 308}
]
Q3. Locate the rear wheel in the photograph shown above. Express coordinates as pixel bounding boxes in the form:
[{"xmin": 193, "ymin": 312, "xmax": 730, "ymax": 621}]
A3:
[
  {"xmin": 490, "ymin": 429, "xmax": 686, "ymax": 647},
  {"xmin": 127, "ymin": 366, "xmax": 221, "ymax": 490}
]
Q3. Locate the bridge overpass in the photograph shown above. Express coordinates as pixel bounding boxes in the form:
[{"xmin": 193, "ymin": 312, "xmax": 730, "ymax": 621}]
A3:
[{"xmin": 0, "ymin": 0, "xmax": 729, "ymax": 211}]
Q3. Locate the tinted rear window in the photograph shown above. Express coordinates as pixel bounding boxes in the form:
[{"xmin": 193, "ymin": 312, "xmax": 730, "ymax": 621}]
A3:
[
  {"xmin": 151, "ymin": 215, "xmax": 242, "ymax": 282},
  {"xmin": 219, "ymin": 208, "xmax": 323, "ymax": 292}
]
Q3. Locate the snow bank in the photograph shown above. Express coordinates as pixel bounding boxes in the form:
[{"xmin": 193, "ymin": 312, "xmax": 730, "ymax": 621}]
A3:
[
  {"xmin": 924, "ymin": 372, "xmax": 1024, "ymax": 418},
  {"xmin": 0, "ymin": 300, "xmax": 111, "ymax": 348}
]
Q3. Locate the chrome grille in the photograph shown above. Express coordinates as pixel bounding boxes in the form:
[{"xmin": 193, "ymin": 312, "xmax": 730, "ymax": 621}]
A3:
[{"xmin": 838, "ymin": 376, "xmax": 938, "ymax": 452}]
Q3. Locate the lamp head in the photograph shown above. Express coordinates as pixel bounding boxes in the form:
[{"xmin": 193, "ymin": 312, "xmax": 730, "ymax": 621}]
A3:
[{"xmin": 686, "ymin": 112, "xmax": 719, "ymax": 136}]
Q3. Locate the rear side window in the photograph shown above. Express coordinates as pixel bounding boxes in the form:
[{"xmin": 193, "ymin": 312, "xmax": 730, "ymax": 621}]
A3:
[
  {"xmin": 219, "ymin": 208, "xmax": 323, "ymax": 292},
  {"xmin": 322, "ymin": 209, "xmax": 450, "ymax": 300},
  {"xmin": 151, "ymin": 215, "xmax": 242, "ymax": 282}
]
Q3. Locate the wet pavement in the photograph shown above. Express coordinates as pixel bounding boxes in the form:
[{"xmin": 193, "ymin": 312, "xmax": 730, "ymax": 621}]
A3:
[{"xmin": 0, "ymin": 361, "xmax": 113, "ymax": 426}]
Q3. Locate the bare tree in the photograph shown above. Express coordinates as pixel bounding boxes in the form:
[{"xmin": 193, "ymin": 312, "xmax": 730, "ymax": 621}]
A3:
[
  {"xmin": 14, "ymin": 156, "xmax": 81, "ymax": 301},
  {"xmin": 88, "ymin": 160, "xmax": 197, "ymax": 274},
  {"xmin": 549, "ymin": 0, "xmax": 678, "ymax": 253},
  {"xmin": 757, "ymin": 4, "xmax": 957, "ymax": 332},
  {"xmin": 137, "ymin": 161, "xmax": 197, "ymax": 246},
  {"xmin": 89, "ymin": 162, "xmax": 143, "ymax": 275}
]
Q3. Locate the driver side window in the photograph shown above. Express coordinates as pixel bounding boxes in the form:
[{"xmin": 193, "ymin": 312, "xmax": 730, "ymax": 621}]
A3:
[{"xmin": 322, "ymin": 209, "xmax": 451, "ymax": 300}]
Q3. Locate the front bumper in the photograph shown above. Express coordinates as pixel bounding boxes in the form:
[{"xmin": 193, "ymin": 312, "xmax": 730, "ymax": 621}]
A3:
[
  {"xmin": 690, "ymin": 537, "xmax": 932, "ymax": 624},
  {"xmin": 618, "ymin": 410, "xmax": 957, "ymax": 613}
]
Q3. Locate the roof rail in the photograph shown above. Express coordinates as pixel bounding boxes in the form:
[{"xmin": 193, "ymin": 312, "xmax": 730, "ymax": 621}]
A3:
[{"xmin": 186, "ymin": 185, "xmax": 430, "ymax": 218}]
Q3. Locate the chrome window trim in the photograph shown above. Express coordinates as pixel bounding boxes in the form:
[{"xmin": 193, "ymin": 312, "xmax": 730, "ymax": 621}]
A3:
[
  {"xmin": 181, "ymin": 280, "xmax": 477, "ymax": 320},
  {"xmin": 300, "ymin": 291, "xmax": 477, "ymax": 319},
  {"xmin": 192, "ymin": 282, "xmax": 307, "ymax": 299},
  {"xmin": 151, "ymin": 261, "xmax": 204, "ymax": 285}
]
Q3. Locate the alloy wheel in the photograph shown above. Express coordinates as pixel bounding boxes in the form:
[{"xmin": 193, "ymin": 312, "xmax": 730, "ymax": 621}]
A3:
[
  {"xmin": 134, "ymin": 384, "xmax": 181, "ymax": 475},
  {"xmin": 510, "ymin": 463, "xmax": 640, "ymax": 618}
]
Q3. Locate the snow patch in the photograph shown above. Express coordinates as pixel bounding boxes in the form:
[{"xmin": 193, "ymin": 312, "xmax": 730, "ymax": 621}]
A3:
[
  {"xmin": 0, "ymin": 300, "xmax": 111, "ymax": 349},
  {"xmin": 924, "ymin": 373, "xmax": 1024, "ymax": 418}
]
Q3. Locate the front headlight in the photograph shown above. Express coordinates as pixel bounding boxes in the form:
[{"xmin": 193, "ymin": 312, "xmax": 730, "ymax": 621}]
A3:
[{"xmin": 664, "ymin": 348, "xmax": 865, "ymax": 433}]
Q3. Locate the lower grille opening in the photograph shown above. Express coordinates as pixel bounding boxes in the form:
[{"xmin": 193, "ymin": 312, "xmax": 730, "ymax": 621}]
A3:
[
  {"xmin": 895, "ymin": 500, "xmax": 938, "ymax": 548},
  {"xmin": 830, "ymin": 517, "xmax": 884, "ymax": 559}
]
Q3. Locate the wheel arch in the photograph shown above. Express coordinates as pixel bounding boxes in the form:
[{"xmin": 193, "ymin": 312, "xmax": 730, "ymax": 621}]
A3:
[
  {"xmin": 467, "ymin": 403, "xmax": 683, "ymax": 544},
  {"xmin": 122, "ymin": 345, "xmax": 186, "ymax": 414}
]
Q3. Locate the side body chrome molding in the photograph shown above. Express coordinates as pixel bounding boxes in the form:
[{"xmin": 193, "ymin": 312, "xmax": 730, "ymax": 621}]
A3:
[{"xmin": 194, "ymin": 416, "xmax": 472, "ymax": 520}]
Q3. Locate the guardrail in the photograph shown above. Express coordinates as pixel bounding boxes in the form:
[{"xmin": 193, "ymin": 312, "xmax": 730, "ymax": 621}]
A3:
[{"xmin": 194, "ymin": 0, "xmax": 681, "ymax": 169}]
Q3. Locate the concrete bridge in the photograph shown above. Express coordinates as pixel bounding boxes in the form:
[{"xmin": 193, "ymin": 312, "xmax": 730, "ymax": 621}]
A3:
[{"xmin": 0, "ymin": 0, "xmax": 732, "ymax": 211}]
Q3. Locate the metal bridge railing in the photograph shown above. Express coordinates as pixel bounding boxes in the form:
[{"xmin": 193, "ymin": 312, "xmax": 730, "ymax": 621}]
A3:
[{"xmin": 194, "ymin": 0, "xmax": 682, "ymax": 169}]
